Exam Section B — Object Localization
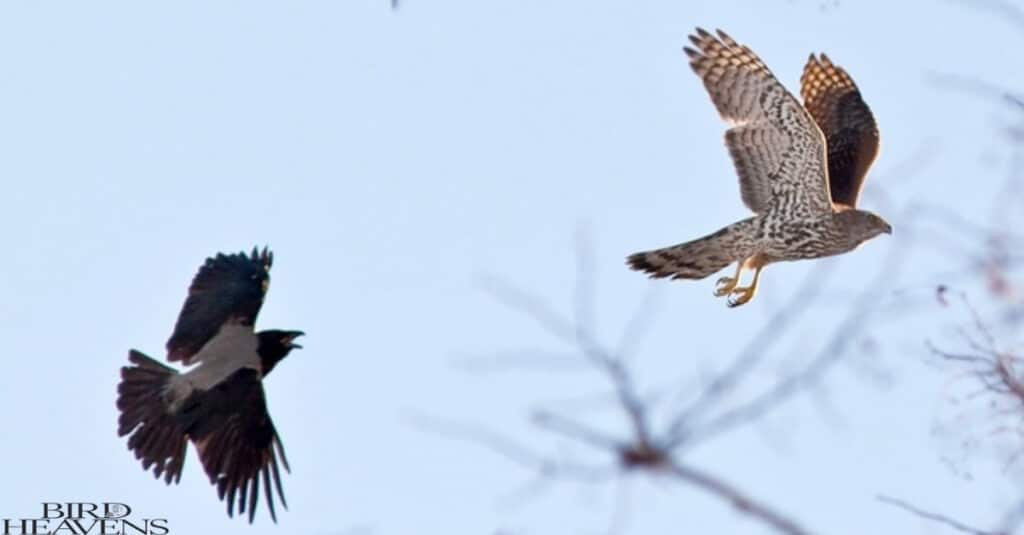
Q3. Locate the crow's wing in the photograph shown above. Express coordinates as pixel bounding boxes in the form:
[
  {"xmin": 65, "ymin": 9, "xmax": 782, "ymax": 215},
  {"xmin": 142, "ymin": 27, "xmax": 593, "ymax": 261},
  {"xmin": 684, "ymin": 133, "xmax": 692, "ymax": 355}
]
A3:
[
  {"xmin": 166, "ymin": 247, "xmax": 272, "ymax": 364},
  {"xmin": 178, "ymin": 368, "xmax": 290, "ymax": 523}
]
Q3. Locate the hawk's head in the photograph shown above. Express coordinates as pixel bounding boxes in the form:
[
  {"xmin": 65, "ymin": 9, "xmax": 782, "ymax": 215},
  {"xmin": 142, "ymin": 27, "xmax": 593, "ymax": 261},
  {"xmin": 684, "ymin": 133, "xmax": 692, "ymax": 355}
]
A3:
[{"xmin": 837, "ymin": 209, "xmax": 892, "ymax": 248}]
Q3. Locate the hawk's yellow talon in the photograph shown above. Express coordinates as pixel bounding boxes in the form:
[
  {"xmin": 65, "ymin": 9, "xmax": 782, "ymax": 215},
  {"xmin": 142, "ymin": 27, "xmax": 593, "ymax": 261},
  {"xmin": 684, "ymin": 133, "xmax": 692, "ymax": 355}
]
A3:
[
  {"xmin": 725, "ymin": 265, "xmax": 763, "ymax": 307},
  {"xmin": 714, "ymin": 276, "xmax": 738, "ymax": 296},
  {"xmin": 727, "ymin": 286, "xmax": 757, "ymax": 307},
  {"xmin": 713, "ymin": 262, "xmax": 744, "ymax": 297}
]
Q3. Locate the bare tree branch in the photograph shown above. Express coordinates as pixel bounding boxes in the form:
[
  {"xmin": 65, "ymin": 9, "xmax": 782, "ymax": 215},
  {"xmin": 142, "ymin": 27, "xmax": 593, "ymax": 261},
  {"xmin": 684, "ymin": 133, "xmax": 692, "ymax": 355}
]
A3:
[
  {"xmin": 683, "ymin": 238, "xmax": 911, "ymax": 447},
  {"xmin": 480, "ymin": 268, "xmax": 653, "ymax": 449},
  {"xmin": 662, "ymin": 260, "xmax": 838, "ymax": 447},
  {"xmin": 668, "ymin": 461, "xmax": 815, "ymax": 535},
  {"xmin": 946, "ymin": 0, "xmax": 1024, "ymax": 34},
  {"xmin": 878, "ymin": 494, "xmax": 1005, "ymax": 535},
  {"xmin": 441, "ymin": 232, "xmax": 849, "ymax": 535},
  {"xmin": 929, "ymin": 71, "xmax": 1024, "ymax": 111},
  {"xmin": 408, "ymin": 412, "xmax": 616, "ymax": 484}
]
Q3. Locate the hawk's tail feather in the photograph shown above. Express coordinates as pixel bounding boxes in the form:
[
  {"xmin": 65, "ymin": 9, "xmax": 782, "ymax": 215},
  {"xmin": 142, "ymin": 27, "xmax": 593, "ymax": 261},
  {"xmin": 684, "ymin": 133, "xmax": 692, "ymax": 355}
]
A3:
[
  {"xmin": 117, "ymin": 350, "xmax": 188, "ymax": 485},
  {"xmin": 627, "ymin": 220, "xmax": 755, "ymax": 280}
]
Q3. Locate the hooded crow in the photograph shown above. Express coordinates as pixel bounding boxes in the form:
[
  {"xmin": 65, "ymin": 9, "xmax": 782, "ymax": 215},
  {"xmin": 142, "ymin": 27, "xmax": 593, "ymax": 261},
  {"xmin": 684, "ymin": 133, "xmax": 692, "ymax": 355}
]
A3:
[{"xmin": 116, "ymin": 246, "xmax": 303, "ymax": 523}]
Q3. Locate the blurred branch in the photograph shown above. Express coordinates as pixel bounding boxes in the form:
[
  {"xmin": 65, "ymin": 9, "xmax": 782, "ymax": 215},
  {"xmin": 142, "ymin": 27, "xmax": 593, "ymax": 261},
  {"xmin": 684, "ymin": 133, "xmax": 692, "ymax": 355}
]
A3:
[
  {"xmin": 930, "ymin": 292, "xmax": 1023, "ymax": 405},
  {"xmin": 878, "ymin": 494, "xmax": 1005, "ymax": 535},
  {"xmin": 409, "ymin": 412, "xmax": 615, "ymax": 484},
  {"xmin": 436, "ymin": 145, "xmax": 943, "ymax": 532},
  {"xmin": 947, "ymin": 0, "xmax": 1024, "ymax": 34},
  {"xmin": 436, "ymin": 230, "xmax": 919, "ymax": 534},
  {"xmin": 481, "ymin": 275, "xmax": 652, "ymax": 447},
  {"xmin": 531, "ymin": 410, "xmax": 623, "ymax": 451},
  {"xmin": 685, "ymin": 238, "xmax": 910, "ymax": 447},
  {"xmin": 925, "ymin": 286, "xmax": 1024, "ymax": 532},
  {"xmin": 669, "ymin": 461, "xmax": 813, "ymax": 535},
  {"xmin": 662, "ymin": 260, "xmax": 837, "ymax": 447},
  {"xmin": 929, "ymin": 72, "xmax": 1024, "ymax": 110}
]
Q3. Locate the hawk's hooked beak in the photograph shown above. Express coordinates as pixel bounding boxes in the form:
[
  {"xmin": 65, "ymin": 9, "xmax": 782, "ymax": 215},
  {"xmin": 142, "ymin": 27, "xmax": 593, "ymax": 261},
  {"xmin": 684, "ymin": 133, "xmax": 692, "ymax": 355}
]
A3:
[
  {"xmin": 285, "ymin": 331, "xmax": 305, "ymax": 349},
  {"xmin": 883, "ymin": 222, "xmax": 893, "ymax": 235}
]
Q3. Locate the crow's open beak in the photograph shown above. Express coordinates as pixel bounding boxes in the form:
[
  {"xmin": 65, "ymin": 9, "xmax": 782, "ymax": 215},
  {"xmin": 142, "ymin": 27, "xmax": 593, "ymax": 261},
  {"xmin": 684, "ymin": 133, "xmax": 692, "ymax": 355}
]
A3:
[{"xmin": 287, "ymin": 331, "xmax": 305, "ymax": 349}]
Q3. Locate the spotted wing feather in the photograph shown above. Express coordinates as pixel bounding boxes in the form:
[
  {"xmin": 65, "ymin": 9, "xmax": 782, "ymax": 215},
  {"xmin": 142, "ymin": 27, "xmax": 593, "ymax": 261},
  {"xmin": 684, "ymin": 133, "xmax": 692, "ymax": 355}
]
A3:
[
  {"xmin": 800, "ymin": 53, "xmax": 879, "ymax": 207},
  {"xmin": 685, "ymin": 28, "xmax": 833, "ymax": 215}
]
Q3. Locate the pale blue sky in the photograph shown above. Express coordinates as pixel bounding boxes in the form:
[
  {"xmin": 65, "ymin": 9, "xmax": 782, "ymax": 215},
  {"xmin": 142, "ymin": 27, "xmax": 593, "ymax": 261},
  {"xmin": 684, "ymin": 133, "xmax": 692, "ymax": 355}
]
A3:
[{"xmin": 1, "ymin": 1, "xmax": 1020, "ymax": 533}]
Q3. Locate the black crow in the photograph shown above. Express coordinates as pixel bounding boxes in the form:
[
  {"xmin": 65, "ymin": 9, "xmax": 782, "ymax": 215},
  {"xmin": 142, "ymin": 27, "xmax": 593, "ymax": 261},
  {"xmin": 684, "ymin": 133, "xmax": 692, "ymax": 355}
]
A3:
[{"xmin": 117, "ymin": 246, "xmax": 303, "ymax": 523}]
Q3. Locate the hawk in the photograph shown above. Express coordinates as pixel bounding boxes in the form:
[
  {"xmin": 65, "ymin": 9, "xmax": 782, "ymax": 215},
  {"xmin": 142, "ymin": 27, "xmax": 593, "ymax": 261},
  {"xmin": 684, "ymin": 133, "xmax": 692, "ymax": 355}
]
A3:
[
  {"xmin": 116, "ymin": 247, "xmax": 303, "ymax": 523},
  {"xmin": 627, "ymin": 28, "xmax": 891, "ymax": 306}
]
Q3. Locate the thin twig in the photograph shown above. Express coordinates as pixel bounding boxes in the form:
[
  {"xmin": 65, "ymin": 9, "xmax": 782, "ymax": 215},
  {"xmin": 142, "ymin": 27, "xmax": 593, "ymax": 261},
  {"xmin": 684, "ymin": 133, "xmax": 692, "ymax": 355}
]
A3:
[
  {"xmin": 668, "ymin": 461, "xmax": 816, "ymax": 535},
  {"xmin": 684, "ymin": 238, "xmax": 910, "ymax": 446},
  {"xmin": 929, "ymin": 71, "xmax": 1024, "ymax": 110},
  {"xmin": 946, "ymin": 0, "xmax": 1024, "ymax": 34},
  {"xmin": 481, "ymin": 261, "xmax": 652, "ymax": 447},
  {"xmin": 532, "ymin": 410, "xmax": 623, "ymax": 451},
  {"xmin": 663, "ymin": 260, "xmax": 838, "ymax": 445},
  {"xmin": 409, "ymin": 412, "xmax": 615, "ymax": 483},
  {"xmin": 878, "ymin": 494, "xmax": 1004, "ymax": 535}
]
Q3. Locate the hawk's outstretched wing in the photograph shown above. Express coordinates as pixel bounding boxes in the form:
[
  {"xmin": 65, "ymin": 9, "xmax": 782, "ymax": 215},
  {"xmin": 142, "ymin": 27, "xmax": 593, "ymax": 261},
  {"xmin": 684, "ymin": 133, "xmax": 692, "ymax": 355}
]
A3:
[
  {"xmin": 801, "ymin": 53, "xmax": 879, "ymax": 208},
  {"xmin": 178, "ymin": 368, "xmax": 290, "ymax": 523},
  {"xmin": 686, "ymin": 28, "xmax": 833, "ymax": 215},
  {"xmin": 166, "ymin": 247, "xmax": 272, "ymax": 364}
]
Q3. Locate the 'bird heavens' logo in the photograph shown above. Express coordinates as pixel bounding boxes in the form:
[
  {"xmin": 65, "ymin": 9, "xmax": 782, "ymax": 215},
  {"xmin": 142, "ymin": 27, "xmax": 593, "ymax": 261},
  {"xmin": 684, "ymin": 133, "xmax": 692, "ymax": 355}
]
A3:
[{"xmin": 0, "ymin": 503, "xmax": 169, "ymax": 535}]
